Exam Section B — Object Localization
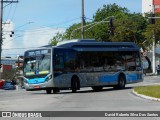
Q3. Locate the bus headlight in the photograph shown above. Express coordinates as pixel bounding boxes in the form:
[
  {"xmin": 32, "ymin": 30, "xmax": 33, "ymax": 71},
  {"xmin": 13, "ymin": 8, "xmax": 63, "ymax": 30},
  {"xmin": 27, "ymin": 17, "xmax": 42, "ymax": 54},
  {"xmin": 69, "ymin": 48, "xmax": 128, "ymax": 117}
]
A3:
[{"xmin": 45, "ymin": 75, "xmax": 52, "ymax": 82}]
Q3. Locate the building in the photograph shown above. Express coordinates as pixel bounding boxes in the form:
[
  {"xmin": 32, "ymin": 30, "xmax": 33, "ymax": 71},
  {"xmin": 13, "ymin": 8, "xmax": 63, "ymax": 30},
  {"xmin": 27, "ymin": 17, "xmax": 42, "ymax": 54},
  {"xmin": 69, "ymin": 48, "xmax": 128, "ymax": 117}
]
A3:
[
  {"xmin": 1, "ymin": 56, "xmax": 24, "ymax": 69},
  {"xmin": 1, "ymin": 57, "xmax": 24, "ymax": 86},
  {"xmin": 1, "ymin": 56, "xmax": 24, "ymax": 75},
  {"xmin": 142, "ymin": 0, "xmax": 153, "ymax": 15},
  {"xmin": 142, "ymin": 0, "xmax": 160, "ymax": 15},
  {"xmin": 1, "ymin": 57, "xmax": 17, "ymax": 68},
  {"xmin": 154, "ymin": 0, "xmax": 160, "ymax": 13}
]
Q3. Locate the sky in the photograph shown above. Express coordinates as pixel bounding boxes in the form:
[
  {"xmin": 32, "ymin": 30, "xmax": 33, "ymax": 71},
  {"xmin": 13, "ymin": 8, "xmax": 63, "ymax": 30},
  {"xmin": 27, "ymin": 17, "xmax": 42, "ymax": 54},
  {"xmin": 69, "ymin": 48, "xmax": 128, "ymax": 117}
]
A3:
[{"xmin": 2, "ymin": 0, "xmax": 142, "ymax": 58}]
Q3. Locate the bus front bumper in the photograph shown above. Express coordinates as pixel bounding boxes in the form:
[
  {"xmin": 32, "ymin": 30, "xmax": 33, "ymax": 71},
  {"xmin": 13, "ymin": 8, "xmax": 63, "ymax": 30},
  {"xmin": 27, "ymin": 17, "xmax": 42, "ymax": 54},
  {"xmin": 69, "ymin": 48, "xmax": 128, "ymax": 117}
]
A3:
[{"xmin": 24, "ymin": 80, "xmax": 54, "ymax": 91}]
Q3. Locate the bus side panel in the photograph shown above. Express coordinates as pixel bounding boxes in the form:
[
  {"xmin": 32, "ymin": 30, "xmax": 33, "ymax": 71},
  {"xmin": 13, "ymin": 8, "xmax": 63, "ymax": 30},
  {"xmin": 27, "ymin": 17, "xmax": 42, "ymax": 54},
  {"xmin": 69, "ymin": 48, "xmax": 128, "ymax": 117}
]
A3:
[
  {"xmin": 53, "ymin": 73, "xmax": 91, "ymax": 88},
  {"xmin": 78, "ymin": 72, "xmax": 119, "ymax": 86},
  {"xmin": 125, "ymin": 71, "xmax": 143, "ymax": 84},
  {"xmin": 98, "ymin": 72, "xmax": 118, "ymax": 85},
  {"xmin": 53, "ymin": 70, "xmax": 143, "ymax": 89},
  {"xmin": 54, "ymin": 73, "xmax": 72, "ymax": 88}
]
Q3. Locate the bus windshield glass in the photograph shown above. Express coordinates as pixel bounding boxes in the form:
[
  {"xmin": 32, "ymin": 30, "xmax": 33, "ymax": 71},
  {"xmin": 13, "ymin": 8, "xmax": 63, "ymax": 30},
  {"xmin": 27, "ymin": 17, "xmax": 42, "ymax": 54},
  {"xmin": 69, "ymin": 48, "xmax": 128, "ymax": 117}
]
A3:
[{"xmin": 24, "ymin": 49, "xmax": 51, "ymax": 76}]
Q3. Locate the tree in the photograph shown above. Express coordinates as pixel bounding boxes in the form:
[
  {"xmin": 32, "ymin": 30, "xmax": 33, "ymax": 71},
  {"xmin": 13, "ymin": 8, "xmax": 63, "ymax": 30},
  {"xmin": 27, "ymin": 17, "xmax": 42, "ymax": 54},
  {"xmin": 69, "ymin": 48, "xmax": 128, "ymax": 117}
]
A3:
[
  {"xmin": 1, "ymin": 68, "xmax": 18, "ymax": 80},
  {"xmin": 143, "ymin": 13, "xmax": 160, "ymax": 47},
  {"xmin": 93, "ymin": 3, "xmax": 148, "ymax": 44},
  {"xmin": 49, "ymin": 32, "xmax": 65, "ymax": 45},
  {"xmin": 142, "ymin": 13, "xmax": 160, "ymax": 72},
  {"xmin": 64, "ymin": 22, "xmax": 96, "ymax": 40}
]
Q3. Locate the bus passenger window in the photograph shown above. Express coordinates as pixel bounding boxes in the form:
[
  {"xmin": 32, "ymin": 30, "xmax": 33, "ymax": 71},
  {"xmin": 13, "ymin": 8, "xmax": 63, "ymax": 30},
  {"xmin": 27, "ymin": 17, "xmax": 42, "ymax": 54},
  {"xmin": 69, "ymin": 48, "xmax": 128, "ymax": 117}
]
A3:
[
  {"xmin": 125, "ymin": 53, "xmax": 136, "ymax": 71},
  {"xmin": 65, "ymin": 52, "xmax": 78, "ymax": 71}
]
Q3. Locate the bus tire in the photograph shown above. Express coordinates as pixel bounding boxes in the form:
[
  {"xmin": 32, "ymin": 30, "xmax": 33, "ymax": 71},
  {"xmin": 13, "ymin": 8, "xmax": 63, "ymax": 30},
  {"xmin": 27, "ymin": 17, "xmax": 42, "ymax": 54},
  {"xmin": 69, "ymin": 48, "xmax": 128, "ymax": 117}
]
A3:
[
  {"xmin": 46, "ymin": 89, "xmax": 52, "ymax": 94},
  {"xmin": 114, "ymin": 74, "xmax": 126, "ymax": 89},
  {"xmin": 92, "ymin": 86, "xmax": 103, "ymax": 91},
  {"xmin": 53, "ymin": 89, "xmax": 60, "ymax": 94},
  {"xmin": 71, "ymin": 76, "xmax": 80, "ymax": 93}
]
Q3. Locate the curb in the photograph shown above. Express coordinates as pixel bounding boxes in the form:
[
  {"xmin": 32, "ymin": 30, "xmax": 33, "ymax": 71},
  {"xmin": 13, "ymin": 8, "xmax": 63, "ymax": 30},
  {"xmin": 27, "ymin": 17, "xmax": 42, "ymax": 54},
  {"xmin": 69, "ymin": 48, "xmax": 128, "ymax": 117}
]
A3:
[{"xmin": 132, "ymin": 90, "xmax": 160, "ymax": 102}]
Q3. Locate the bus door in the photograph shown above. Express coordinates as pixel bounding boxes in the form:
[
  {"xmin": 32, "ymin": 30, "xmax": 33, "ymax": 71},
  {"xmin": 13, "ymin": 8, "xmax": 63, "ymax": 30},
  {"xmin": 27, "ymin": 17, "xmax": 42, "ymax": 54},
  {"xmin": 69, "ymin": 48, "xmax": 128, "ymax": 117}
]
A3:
[
  {"xmin": 79, "ymin": 52, "xmax": 96, "ymax": 86},
  {"xmin": 54, "ymin": 48, "xmax": 78, "ymax": 87},
  {"xmin": 124, "ymin": 51, "xmax": 142, "ymax": 82},
  {"xmin": 54, "ymin": 49, "xmax": 65, "ymax": 87}
]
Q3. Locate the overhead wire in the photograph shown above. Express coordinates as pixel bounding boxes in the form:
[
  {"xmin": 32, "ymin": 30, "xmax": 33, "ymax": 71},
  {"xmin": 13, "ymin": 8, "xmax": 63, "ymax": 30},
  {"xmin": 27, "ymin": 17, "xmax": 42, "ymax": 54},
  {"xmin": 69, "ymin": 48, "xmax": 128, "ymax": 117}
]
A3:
[
  {"xmin": 1, "ymin": 1, "xmax": 78, "ymax": 55},
  {"xmin": 5, "ymin": 1, "xmax": 13, "ymax": 22},
  {"xmin": 3, "ymin": 46, "xmax": 41, "ymax": 50},
  {"xmin": 2, "ymin": 1, "xmax": 18, "ymax": 39},
  {"xmin": 14, "ymin": 17, "xmax": 81, "ymax": 33},
  {"xmin": 3, "ymin": 0, "xmax": 13, "ymax": 8},
  {"xmin": 11, "ymin": 1, "xmax": 18, "ymax": 21},
  {"xmin": 2, "ymin": 6, "xmax": 82, "ymax": 52},
  {"xmin": 3, "ymin": 35, "xmax": 23, "ymax": 45}
]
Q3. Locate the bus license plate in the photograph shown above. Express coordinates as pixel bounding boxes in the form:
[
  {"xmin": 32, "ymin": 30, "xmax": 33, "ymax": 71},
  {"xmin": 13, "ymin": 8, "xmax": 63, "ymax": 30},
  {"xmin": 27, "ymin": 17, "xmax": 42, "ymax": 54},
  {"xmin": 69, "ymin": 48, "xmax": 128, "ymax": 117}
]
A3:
[{"xmin": 34, "ymin": 86, "xmax": 40, "ymax": 89}]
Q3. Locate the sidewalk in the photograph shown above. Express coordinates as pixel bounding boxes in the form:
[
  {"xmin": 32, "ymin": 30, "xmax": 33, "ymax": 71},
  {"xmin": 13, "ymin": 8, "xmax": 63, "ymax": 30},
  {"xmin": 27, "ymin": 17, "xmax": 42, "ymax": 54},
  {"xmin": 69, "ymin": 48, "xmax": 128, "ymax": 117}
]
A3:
[
  {"xmin": 145, "ymin": 73, "xmax": 154, "ymax": 76},
  {"xmin": 144, "ymin": 73, "xmax": 160, "ymax": 77}
]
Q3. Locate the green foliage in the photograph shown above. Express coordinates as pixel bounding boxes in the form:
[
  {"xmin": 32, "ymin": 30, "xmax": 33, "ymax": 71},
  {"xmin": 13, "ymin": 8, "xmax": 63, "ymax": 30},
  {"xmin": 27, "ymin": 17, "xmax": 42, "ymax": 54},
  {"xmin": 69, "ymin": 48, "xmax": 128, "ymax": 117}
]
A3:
[
  {"xmin": 1, "ymin": 69, "xmax": 18, "ymax": 80},
  {"xmin": 143, "ymin": 13, "xmax": 160, "ymax": 48},
  {"xmin": 49, "ymin": 32, "xmax": 65, "ymax": 45},
  {"xmin": 93, "ymin": 3, "xmax": 147, "ymax": 44},
  {"xmin": 93, "ymin": 3, "xmax": 129, "ymax": 21},
  {"xmin": 65, "ymin": 23, "xmax": 82, "ymax": 39}
]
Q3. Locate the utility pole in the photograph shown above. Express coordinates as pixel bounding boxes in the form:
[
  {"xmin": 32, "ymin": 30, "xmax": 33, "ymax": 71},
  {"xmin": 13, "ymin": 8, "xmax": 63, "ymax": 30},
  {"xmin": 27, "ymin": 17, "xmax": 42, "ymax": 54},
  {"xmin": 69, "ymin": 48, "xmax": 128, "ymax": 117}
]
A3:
[
  {"xmin": 152, "ymin": 30, "xmax": 156, "ymax": 74},
  {"xmin": 81, "ymin": 0, "xmax": 85, "ymax": 39},
  {"xmin": 148, "ymin": 16, "xmax": 160, "ymax": 75},
  {"xmin": 0, "ymin": 0, "xmax": 4, "ymax": 79},
  {"xmin": 152, "ymin": 0, "xmax": 156, "ymax": 74},
  {"xmin": 0, "ymin": 0, "xmax": 18, "ymax": 79}
]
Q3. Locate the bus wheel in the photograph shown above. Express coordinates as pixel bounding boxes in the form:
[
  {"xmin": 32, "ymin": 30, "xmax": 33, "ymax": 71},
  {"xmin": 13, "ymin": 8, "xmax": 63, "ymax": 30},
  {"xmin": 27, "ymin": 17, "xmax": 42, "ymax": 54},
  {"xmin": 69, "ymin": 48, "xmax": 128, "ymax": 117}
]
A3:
[
  {"xmin": 114, "ymin": 75, "xmax": 126, "ymax": 89},
  {"xmin": 92, "ymin": 86, "xmax": 103, "ymax": 91},
  {"xmin": 53, "ymin": 89, "xmax": 60, "ymax": 94},
  {"xmin": 71, "ymin": 77, "xmax": 79, "ymax": 93},
  {"xmin": 46, "ymin": 89, "xmax": 52, "ymax": 94}
]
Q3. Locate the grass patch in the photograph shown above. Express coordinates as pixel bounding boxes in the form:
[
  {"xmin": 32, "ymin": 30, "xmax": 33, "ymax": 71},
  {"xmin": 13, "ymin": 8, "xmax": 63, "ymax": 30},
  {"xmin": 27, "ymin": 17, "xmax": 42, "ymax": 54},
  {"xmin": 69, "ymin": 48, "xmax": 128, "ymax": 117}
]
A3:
[{"xmin": 134, "ymin": 85, "xmax": 160, "ymax": 98}]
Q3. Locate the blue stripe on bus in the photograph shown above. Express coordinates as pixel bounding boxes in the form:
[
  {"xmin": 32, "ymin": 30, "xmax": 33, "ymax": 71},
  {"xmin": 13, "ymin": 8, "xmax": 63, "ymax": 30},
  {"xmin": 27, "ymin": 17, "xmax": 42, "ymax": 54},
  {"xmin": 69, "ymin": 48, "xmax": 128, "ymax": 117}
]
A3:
[
  {"xmin": 99, "ymin": 74, "xmax": 118, "ymax": 83},
  {"xmin": 126, "ymin": 73, "xmax": 138, "ymax": 81},
  {"xmin": 99, "ymin": 73, "xmax": 140, "ymax": 83},
  {"xmin": 27, "ymin": 78, "xmax": 46, "ymax": 84}
]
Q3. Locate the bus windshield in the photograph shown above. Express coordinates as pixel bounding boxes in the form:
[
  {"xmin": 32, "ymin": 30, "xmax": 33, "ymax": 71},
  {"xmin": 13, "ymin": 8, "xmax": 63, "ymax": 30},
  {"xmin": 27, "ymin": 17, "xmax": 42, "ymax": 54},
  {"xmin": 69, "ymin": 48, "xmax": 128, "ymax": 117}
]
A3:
[{"xmin": 24, "ymin": 50, "xmax": 51, "ymax": 76}]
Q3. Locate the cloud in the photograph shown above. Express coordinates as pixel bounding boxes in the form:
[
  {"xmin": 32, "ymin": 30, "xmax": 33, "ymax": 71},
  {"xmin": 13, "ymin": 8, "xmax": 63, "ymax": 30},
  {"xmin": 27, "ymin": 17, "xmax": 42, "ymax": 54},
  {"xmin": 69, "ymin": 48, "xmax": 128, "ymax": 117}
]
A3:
[
  {"xmin": 2, "ymin": 25, "xmax": 65, "ymax": 57},
  {"xmin": 22, "ymin": 27, "xmax": 65, "ymax": 48},
  {"xmin": 2, "ymin": 20, "xmax": 14, "ymax": 49},
  {"xmin": 2, "ymin": 20, "xmax": 15, "ymax": 57}
]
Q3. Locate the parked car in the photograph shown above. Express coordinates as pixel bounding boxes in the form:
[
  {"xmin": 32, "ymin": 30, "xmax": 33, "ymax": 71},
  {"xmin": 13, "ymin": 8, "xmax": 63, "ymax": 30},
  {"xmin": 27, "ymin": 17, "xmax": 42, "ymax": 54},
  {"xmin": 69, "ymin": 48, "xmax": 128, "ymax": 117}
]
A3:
[
  {"xmin": 0, "ymin": 80, "xmax": 5, "ymax": 89},
  {"xmin": 2, "ymin": 81, "xmax": 16, "ymax": 90}
]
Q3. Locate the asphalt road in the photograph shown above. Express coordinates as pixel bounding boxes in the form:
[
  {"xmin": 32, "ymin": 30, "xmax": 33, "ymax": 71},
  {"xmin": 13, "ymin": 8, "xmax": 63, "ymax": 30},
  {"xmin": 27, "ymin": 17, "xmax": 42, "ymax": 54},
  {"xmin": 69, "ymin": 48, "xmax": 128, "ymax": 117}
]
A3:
[{"xmin": 0, "ymin": 75, "xmax": 160, "ymax": 120}]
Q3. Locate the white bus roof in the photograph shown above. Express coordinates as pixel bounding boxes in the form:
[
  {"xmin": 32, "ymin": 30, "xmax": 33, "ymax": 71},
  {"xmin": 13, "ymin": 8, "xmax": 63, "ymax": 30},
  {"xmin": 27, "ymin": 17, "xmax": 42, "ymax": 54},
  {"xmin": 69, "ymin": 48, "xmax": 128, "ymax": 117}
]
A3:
[{"xmin": 56, "ymin": 39, "xmax": 96, "ymax": 46}]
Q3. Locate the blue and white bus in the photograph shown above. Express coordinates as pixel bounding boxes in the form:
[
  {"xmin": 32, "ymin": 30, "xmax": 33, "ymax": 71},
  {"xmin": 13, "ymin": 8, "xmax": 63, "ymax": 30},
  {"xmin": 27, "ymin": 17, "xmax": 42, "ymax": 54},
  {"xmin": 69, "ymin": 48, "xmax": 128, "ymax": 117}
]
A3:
[{"xmin": 23, "ymin": 39, "xmax": 143, "ymax": 94}]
